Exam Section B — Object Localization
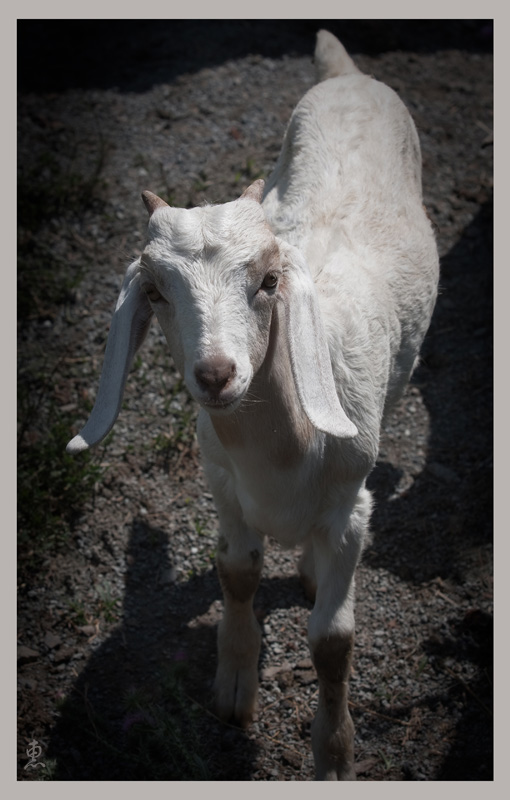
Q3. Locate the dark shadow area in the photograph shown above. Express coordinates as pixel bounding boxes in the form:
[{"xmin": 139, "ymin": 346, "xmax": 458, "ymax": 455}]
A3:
[
  {"xmin": 47, "ymin": 518, "xmax": 311, "ymax": 780},
  {"xmin": 365, "ymin": 197, "xmax": 493, "ymax": 779},
  {"xmin": 18, "ymin": 19, "xmax": 493, "ymax": 94},
  {"xmin": 355, "ymin": 603, "xmax": 493, "ymax": 780},
  {"xmin": 367, "ymin": 197, "xmax": 493, "ymax": 578},
  {"xmin": 424, "ymin": 608, "xmax": 493, "ymax": 780}
]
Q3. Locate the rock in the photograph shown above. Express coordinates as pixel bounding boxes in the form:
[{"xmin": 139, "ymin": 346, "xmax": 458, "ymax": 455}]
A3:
[
  {"xmin": 22, "ymin": 677, "xmax": 38, "ymax": 690},
  {"xmin": 281, "ymin": 749, "xmax": 302, "ymax": 769},
  {"xmin": 295, "ymin": 669, "xmax": 317, "ymax": 685},
  {"xmin": 77, "ymin": 625, "xmax": 96, "ymax": 637},
  {"xmin": 43, "ymin": 632, "xmax": 62, "ymax": 649},
  {"xmin": 260, "ymin": 661, "xmax": 292, "ymax": 681},
  {"xmin": 17, "ymin": 646, "xmax": 40, "ymax": 664},
  {"xmin": 355, "ymin": 756, "xmax": 379, "ymax": 775},
  {"xmin": 53, "ymin": 646, "xmax": 76, "ymax": 664}
]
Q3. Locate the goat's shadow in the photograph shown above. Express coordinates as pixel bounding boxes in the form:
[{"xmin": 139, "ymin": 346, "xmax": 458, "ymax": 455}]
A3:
[
  {"xmin": 48, "ymin": 517, "xmax": 312, "ymax": 780},
  {"xmin": 48, "ymin": 200, "xmax": 492, "ymax": 780},
  {"xmin": 369, "ymin": 198, "xmax": 493, "ymax": 573},
  {"xmin": 363, "ymin": 198, "xmax": 493, "ymax": 779}
]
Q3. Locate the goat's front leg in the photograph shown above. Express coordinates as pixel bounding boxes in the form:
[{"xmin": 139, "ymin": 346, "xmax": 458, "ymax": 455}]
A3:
[
  {"xmin": 298, "ymin": 538, "xmax": 317, "ymax": 602},
  {"xmin": 212, "ymin": 497, "xmax": 264, "ymax": 728},
  {"xmin": 308, "ymin": 486, "xmax": 371, "ymax": 780}
]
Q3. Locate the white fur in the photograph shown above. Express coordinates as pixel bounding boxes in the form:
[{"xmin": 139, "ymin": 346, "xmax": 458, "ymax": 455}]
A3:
[{"xmin": 67, "ymin": 30, "xmax": 439, "ymax": 780}]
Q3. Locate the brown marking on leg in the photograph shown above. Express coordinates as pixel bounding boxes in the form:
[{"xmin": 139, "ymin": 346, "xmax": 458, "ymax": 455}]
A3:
[
  {"xmin": 312, "ymin": 632, "xmax": 354, "ymax": 686},
  {"xmin": 217, "ymin": 549, "xmax": 262, "ymax": 603},
  {"xmin": 311, "ymin": 631, "xmax": 356, "ymax": 780}
]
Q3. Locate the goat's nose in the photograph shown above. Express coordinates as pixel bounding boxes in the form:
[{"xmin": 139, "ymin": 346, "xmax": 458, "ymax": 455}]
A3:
[{"xmin": 194, "ymin": 356, "xmax": 237, "ymax": 396}]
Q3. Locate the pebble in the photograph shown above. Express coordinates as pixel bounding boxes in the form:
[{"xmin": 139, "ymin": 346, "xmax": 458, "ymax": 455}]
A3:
[
  {"xmin": 43, "ymin": 632, "xmax": 62, "ymax": 650},
  {"xmin": 17, "ymin": 646, "xmax": 40, "ymax": 664}
]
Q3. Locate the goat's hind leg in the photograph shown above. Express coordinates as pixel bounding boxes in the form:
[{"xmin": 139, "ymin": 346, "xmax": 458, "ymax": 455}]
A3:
[
  {"xmin": 212, "ymin": 489, "xmax": 264, "ymax": 727},
  {"xmin": 308, "ymin": 486, "xmax": 371, "ymax": 780}
]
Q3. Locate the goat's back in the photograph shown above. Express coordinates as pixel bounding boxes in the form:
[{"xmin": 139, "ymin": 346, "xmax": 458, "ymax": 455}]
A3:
[
  {"xmin": 263, "ymin": 72, "xmax": 425, "ymax": 255},
  {"xmin": 263, "ymin": 32, "xmax": 439, "ymax": 428}
]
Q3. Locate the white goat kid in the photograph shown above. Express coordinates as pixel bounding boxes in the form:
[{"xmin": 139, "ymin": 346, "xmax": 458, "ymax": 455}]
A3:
[{"xmin": 67, "ymin": 30, "xmax": 439, "ymax": 780}]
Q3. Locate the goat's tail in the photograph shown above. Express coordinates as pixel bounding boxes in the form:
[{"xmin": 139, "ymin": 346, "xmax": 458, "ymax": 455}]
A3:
[{"xmin": 314, "ymin": 29, "xmax": 361, "ymax": 82}]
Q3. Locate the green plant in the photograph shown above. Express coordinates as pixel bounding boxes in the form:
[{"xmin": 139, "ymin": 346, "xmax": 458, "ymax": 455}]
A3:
[
  {"xmin": 18, "ymin": 136, "xmax": 109, "ymax": 232},
  {"xmin": 193, "ymin": 170, "xmax": 212, "ymax": 193},
  {"xmin": 378, "ymin": 749, "xmax": 394, "ymax": 773},
  {"xmin": 35, "ymin": 758, "xmax": 58, "ymax": 781},
  {"xmin": 122, "ymin": 701, "xmax": 210, "ymax": 779},
  {"xmin": 194, "ymin": 519, "xmax": 207, "ymax": 536},
  {"xmin": 416, "ymin": 655, "xmax": 429, "ymax": 676},
  {"xmin": 17, "ymin": 141, "xmax": 108, "ymax": 320},
  {"xmin": 18, "ymin": 132, "xmax": 109, "ymax": 322},
  {"xmin": 234, "ymin": 157, "xmax": 265, "ymax": 184},
  {"xmin": 68, "ymin": 600, "xmax": 88, "ymax": 626},
  {"xmin": 17, "ymin": 409, "xmax": 103, "ymax": 574},
  {"xmin": 96, "ymin": 581, "xmax": 120, "ymax": 623},
  {"xmin": 58, "ymin": 664, "xmax": 212, "ymax": 779},
  {"xmin": 149, "ymin": 405, "xmax": 197, "ymax": 466}
]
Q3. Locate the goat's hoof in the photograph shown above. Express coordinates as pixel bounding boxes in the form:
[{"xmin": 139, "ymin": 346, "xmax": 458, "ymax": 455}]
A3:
[
  {"xmin": 339, "ymin": 763, "xmax": 357, "ymax": 781},
  {"xmin": 215, "ymin": 695, "xmax": 256, "ymax": 729},
  {"xmin": 315, "ymin": 762, "xmax": 357, "ymax": 781},
  {"xmin": 214, "ymin": 666, "xmax": 258, "ymax": 728}
]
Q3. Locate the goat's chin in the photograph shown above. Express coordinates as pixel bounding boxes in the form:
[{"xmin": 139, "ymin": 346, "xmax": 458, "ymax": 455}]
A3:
[{"xmin": 198, "ymin": 393, "xmax": 245, "ymax": 416}]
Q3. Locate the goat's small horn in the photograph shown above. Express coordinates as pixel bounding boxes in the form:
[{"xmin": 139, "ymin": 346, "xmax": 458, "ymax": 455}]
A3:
[
  {"xmin": 141, "ymin": 190, "xmax": 169, "ymax": 216},
  {"xmin": 240, "ymin": 179, "xmax": 265, "ymax": 203}
]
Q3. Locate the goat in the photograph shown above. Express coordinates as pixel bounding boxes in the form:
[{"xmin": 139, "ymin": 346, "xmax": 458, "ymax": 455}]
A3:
[{"xmin": 67, "ymin": 30, "xmax": 439, "ymax": 780}]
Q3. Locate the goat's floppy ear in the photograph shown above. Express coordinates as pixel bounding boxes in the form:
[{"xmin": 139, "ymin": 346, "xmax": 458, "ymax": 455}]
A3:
[
  {"xmin": 66, "ymin": 260, "xmax": 154, "ymax": 453},
  {"xmin": 279, "ymin": 244, "xmax": 358, "ymax": 439}
]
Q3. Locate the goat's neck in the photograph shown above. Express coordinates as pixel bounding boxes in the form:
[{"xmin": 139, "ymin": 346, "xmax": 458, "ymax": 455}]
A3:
[{"xmin": 211, "ymin": 305, "xmax": 315, "ymax": 469}]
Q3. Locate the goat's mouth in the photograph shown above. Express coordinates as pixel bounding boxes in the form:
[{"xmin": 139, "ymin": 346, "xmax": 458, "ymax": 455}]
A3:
[
  {"xmin": 196, "ymin": 380, "xmax": 250, "ymax": 415},
  {"xmin": 199, "ymin": 393, "xmax": 244, "ymax": 415}
]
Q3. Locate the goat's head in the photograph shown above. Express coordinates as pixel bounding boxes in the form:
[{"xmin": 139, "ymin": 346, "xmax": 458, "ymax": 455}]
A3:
[
  {"xmin": 139, "ymin": 180, "xmax": 280, "ymax": 416},
  {"xmin": 66, "ymin": 180, "xmax": 356, "ymax": 454}
]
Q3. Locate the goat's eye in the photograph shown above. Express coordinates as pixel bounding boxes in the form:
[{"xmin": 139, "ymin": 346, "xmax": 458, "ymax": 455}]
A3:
[
  {"xmin": 261, "ymin": 272, "xmax": 278, "ymax": 290},
  {"xmin": 143, "ymin": 284, "xmax": 164, "ymax": 303}
]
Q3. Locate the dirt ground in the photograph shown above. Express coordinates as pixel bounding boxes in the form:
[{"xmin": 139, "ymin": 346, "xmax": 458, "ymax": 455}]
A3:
[{"xmin": 17, "ymin": 20, "xmax": 493, "ymax": 781}]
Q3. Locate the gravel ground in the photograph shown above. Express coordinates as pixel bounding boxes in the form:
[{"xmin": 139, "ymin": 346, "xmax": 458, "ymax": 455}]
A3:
[{"xmin": 17, "ymin": 21, "xmax": 493, "ymax": 781}]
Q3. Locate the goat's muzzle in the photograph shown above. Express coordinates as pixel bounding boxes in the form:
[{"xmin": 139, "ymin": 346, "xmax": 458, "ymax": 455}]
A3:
[{"xmin": 194, "ymin": 355, "xmax": 238, "ymax": 408}]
